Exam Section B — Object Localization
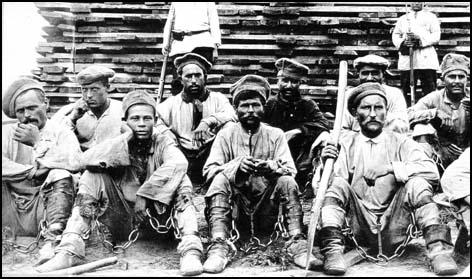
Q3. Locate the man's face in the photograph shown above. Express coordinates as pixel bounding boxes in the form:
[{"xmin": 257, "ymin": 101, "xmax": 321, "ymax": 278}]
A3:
[
  {"xmin": 126, "ymin": 104, "xmax": 156, "ymax": 140},
  {"xmin": 359, "ymin": 65, "xmax": 384, "ymax": 84},
  {"xmin": 81, "ymin": 80, "xmax": 109, "ymax": 109},
  {"xmin": 355, "ymin": 95, "xmax": 386, "ymax": 138},
  {"xmin": 444, "ymin": 70, "xmax": 467, "ymax": 98},
  {"xmin": 14, "ymin": 89, "xmax": 48, "ymax": 130},
  {"xmin": 410, "ymin": 2, "xmax": 424, "ymax": 11},
  {"xmin": 237, "ymin": 97, "xmax": 264, "ymax": 131},
  {"xmin": 181, "ymin": 64, "xmax": 206, "ymax": 96},
  {"xmin": 277, "ymin": 76, "xmax": 301, "ymax": 100}
]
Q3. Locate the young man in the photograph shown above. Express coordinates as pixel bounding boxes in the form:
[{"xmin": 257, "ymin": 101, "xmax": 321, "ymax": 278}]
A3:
[
  {"xmin": 392, "ymin": 2, "xmax": 441, "ymax": 104},
  {"xmin": 319, "ymin": 82, "xmax": 458, "ymax": 275},
  {"xmin": 52, "ymin": 65, "xmax": 122, "ymax": 151},
  {"xmin": 157, "ymin": 53, "xmax": 236, "ymax": 185},
  {"xmin": 202, "ymin": 75, "xmax": 321, "ymax": 273},
  {"xmin": 2, "ymin": 78, "xmax": 80, "ymax": 263},
  {"xmin": 342, "ymin": 54, "xmax": 409, "ymax": 134},
  {"xmin": 408, "ymin": 53, "xmax": 470, "ymax": 171},
  {"xmin": 264, "ymin": 58, "xmax": 330, "ymax": 191},
  {"xmin": 37, "ymin": 90, "xmax": 204, "ymax": 276}
]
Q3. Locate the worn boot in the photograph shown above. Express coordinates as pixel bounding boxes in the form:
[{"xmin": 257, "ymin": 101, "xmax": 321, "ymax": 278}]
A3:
[
  {"xmin": 177, "ymin": 234, "xmax": 204, "ymax": 276},
  {"xmin": 285, "ymin": 234, "xmax": 323, "ymax": 270},
  {"xmin": 203, "ymin": 194, "xmax": 232, "ymax": 273},
  {"xmin": 424, "ymin": 224, "xmax": 458, "ymax": 275},
  {"xmin": 35, "ymin": 250, "xmax": 83, "ymax": 273},
  {"xmin": 203, "ymin": 238, "xmax": 231, "ymax": 273},
  {"xmin": 319, "ymin": 226, "xmax": 347, "ymax": 275}
]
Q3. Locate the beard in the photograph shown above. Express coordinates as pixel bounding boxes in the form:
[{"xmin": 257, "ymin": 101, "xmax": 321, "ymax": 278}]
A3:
[
  {"xmin": 280, "ymin": 88, "xmax": 301, "ymax": 102},
  {"xmin": 239, "ymin": 115, "xmax": 262, "ymax": 132},
  {"xmin": 184, "ymin": 84, "xmax": 203, "ymax": 97}
]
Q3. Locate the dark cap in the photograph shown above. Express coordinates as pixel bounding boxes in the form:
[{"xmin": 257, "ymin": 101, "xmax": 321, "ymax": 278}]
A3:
[
  {"xmin": 440, "ymin": 53, "xmax": 470, "ymax": 77},
  {"xmin": 275, "ymin": 58, "xmax": 310, "ymax": 80},
  {"xmin": 76, "ymin": 65, "xmax": 115, "ymax": 85},
  {"xmin": 353, "ymin": 54, "xmax": 390, "ymax": 71},
  {"xmin": 3, "ymin": 78, "xmax": 44, "ymax": 118},
  {"xmin": 230, "ymin": 74, "xmax": 271, "ymax": 105},
  {"xmin": 174, "ymin": 53, "xmax": 212, "ymax": 74},
  {"xmin": 122, "ymin": 90, "xmax": 157, "ymax": 118},
  {"xmin": 347, "ymin": 82, "xmax": 387, "ymax": 116}
]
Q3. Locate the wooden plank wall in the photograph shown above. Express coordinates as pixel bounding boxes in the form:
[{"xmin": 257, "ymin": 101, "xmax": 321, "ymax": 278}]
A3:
[{"xmin": 33, "ymin": 2, "xmax": 470, "ymax": 115}]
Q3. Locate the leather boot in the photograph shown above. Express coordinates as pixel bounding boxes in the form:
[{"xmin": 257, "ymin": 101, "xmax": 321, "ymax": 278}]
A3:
[
  {"xmin": 203, "ymin": 194, "xmax": 232, "ymax": 273},
  {"xmin": 35, "ymin": 251, "xmax": 83, "ymax": 273},
  {"xmin": 177, "ymin": 235, "xmax": 203, "ymax": 276},
  {"xmin": 203, "ymin": 238, "xmax": 231, "ymax": 273},
  {"xmin": 44, "ymin": 178, "xmax": 74, "ymax": 231},
  {"xmin": 424, "ymin": 224, "xmax": 458, "ymax": 275},
  {"xmin": 285, "ymin": 234, "xmax": 323, "ymax": 270},
  {"xmin": 320, "ymin": 226, "xmax": 347, "ymax": 275}
]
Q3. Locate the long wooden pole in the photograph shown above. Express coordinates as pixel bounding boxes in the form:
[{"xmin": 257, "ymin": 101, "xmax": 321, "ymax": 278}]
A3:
[
  {"xmin": 305, "ymin": 61, "xmax": 348, "ymax": 270},
  {"xmin": 42, "ymin": 256, "xmax": 118, "ymax": 275}
]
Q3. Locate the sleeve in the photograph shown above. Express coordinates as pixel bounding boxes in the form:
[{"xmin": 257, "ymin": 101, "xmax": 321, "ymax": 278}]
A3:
[
  {"xmin": 50, "ymin": 104, "xmax": 76, "ymax": 132},
  {"xmin": 265, "ymin": 131, "xmax": 297, "ymax": 177},
  {"xmin": 441, "ymin": 148, "xmax": 470, "ymax": 202},
  {"xmin": 2, "ymin": 125, "xmax": 35, "ymax": 182},
  {"xmin": 208, "ymin": 2, "xmax": 221, "ymax": 46},
  {"xmin": 392, "ymin": 16, "xmax": 406, "ymax": 49},
  {"xmin": 202, "ymin": 131, "xmax": 244, "ymax": 183},
  {"xmin": 391, "ymin": 136, "xmax": 440, "ymax": 184},
  {"xmin": 156, "ymin": 98, "xmax": 173, "ymax": 126},
  {"xmin": 162, "ymin": 3, "xmax": 175, "ymax": 54},
  {"xmin": 407, "ymin": 93, "xmax": 438, "ymax": 127},
  {"xmin": 136, "ymin": 136, "xmax": 189, "ymax": 205},
  {"xmin": 78, "ymin": 133, "xmax": 131, "ymax": 169},
  {"xmin": 296, "ymin": 100, "xmax": 330, "ymax": 140},
  {"xmin": 418, "ymin": 13, "xmax": 440, "ymax": 48},
  {"xmin": 201, "ymin": 94, "xmax": 237, "ymax": 129}
]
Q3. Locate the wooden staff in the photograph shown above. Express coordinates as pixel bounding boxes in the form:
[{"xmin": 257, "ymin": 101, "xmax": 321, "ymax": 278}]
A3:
[
  {"xmin": 42, "ymin": 256, "xmax": 118, "ymax": 275},
  {"xmin": 156, "ymin": 6, "xmax": 175, "ymax": 104},
  {"xmin": 305, "ymin": 60, "xmax": 348, "ymax": 270},
  {"xmin": 406, "ymin": 4, "xmax": 416, "ymax": 105}
]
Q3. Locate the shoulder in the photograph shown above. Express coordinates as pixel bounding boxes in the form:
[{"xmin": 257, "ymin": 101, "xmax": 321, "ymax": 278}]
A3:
[
  {"xmin": 208, "ymin": 91, "xmax": 229, "ymax": 101},
  {"xmin": 261, "ymin": 123, "xmax": 285, "ymax": 137},
  {"xmin": 338, "ymin": 130, "xmax": 359, "ymax": 149},
  {"xmin": 383, "ymin": 85, "xmax": 403, "ymax": 96},
  {"xmin": 109, "ymin": 99, "xmax": 123, "ymax": 111}
]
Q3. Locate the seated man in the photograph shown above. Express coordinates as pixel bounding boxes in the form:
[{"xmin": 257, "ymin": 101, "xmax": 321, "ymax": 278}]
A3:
[
  {"xmin": 408, "ymin": 53, "xmax": 470, "ymax": 171},
  {"xmin": 157, "ymin": 53, "xmax": 236, "ymax": 185},
  {"xmin": 320, "ymin": 82, "xmax": 458, "ymax": 275},
  {"xmin": 2, "ymin": 78, "xmax": 80, "ymax": 261},
  {"xmin": 342, "ymin": 54, "xmax": 409, "ymax": 134},
  {"xmin": 52, "ymin": 65, "xmax": 122, "ymax": 151},
  {"xmin": 37, "ymin": 90, "xmax": 204, "ymax": 276},
  {"xmin": 202, "ymin": 75, "xmax": 321, "ymax": 273},
  {"xmin": 264, "ymin": 58, "xmax": 330, "ymax": 191}
]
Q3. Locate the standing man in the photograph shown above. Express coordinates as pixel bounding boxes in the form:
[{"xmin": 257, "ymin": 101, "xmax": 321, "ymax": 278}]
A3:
[
  {"xmin": 52, "ymin": 65, "xmax": 122, "ymax": 151},
  {"xmin": 37, "ymin": 90, "xmax": 204, "ymax": 276},
  {"xmin": 319, "ymin": 82, "xmax": 458, "ymax": 275},
  {"xmin": 157, "ymin": 53, "xmax": 236, "ymax": 186},
  {"xmin": 392, "ymin": 2, "xmax": 441, "ymax": 105},
  {"xmin": 2, "ymin": 78, "xmax": 80, "ymax": 263},
  {"xmin": 202, "ymin": 75, "xmax": 321, "ymax": 273},
  {"xmin": 342, "ymin": 54, "xmax": 409, "ymax": 134},
  {"xmin": 264, "ymin": 58, "xmax": 330, "ymax": 191},
  {"xmin": 408, "ymin": 53, "xmax": 470, "ymax": 171}
]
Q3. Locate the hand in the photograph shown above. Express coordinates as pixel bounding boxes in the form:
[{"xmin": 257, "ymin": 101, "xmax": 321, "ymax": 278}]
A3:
[
  {"xmin": 134, "ymin": 196, "xmax": 147, "ymax": 223},
  {"xmin": 120, "ymin": 121, "xmax": 134, "ymax": 141},
  {"xmin": 239, "ymin": 156, "xmax": 258, "ymax": 174},
  {"xmin": 70, "ymin": 99, "xmax": 89, "ymax": 122},
  {"xmin": 312, "ymin": 131, "xmax": 331, "ymax": 150},
  {"xmin": 436, "ymin": 110, "xmax": 454, "ymax": 131},
  {"xmin": 363, "ymin": 164, "xmax": 393, "ymax": 185},
  {"xmin": 321, "ymin": 140, "xmax": 339, "ymax": 164},
  {"xmin": 285, "ymin": 129, "xmax": 302, "ymax": 142},
  {"xmin": 34, "ymin": 166, "xmax": 49, "ymax": 178},
  {"xmin": 254, "ymin": 159, "xmax": 273, "ymax": 175},
  {"xmin": 461, "ymin": 97, "xmax": 470, "ymax": 114},
  {"xmin": 446, "ymin": 143, "xmax": 463, "ymax": 157},
  {"xmin": 193, "ymin": 122, "xmax": 213, "ymax": 144},
  {"xmin": 13, "ymin": 123, "xmax": 40, "ymax": 147},
  {"xmin": 405, "ymin": 32, "xmax": 420, "ymax": 47}
]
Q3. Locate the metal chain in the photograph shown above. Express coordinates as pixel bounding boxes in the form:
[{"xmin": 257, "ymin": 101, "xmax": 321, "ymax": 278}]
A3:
[
  {"xmin": 146, "ymin": 208, "xmax": 182, "ymax": 240},
  {"xmin": 94, "ymin": 219, "xmax": 140, "ymax": 254},
  {"xmin": 343, "ymin": 212, "xmax": 421, "ymax": 265},
  {"xmin": 3, "ymin": 216, "xmax": 48, "ymax": 254}
]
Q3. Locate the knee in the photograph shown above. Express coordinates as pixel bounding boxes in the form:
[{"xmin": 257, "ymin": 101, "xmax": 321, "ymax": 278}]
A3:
[
  {"xmin": 275, "ymin": 176, "xmax": 299, "ymax": 192},
  {"xmin": 74, "ymin": 193, "xmax": 103, "ymax": 219},
  {"xmin": 405, "ymin": 177, "xmax": 434, "ymax": 207},
  {"xmin": 205, "ymin": 173, "xmax": 231, "ymax": 198},
  {"xmin": 50, "ymin": 177, "xmax": 74, "ymax": 195}
]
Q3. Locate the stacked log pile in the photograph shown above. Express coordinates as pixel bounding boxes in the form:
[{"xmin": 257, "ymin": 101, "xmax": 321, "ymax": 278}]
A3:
[{"xmin": 33, "ymin": 2, "xmax": 470, "ymax": 115}]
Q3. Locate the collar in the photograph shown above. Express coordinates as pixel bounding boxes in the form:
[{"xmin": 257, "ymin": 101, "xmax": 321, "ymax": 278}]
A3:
[
  {"xmin": 276, "ymin": 91, "xmax": 302, "ymax": 106},
  {"xmin": 238, "ymin": 122, "xmax": 262, "ymax": 136},
  {"xmin": 359, "ymin": 131, "xmax": 384, "ymax": 144},
  {"xmin": 181, "ymin": 88, "xmax": 210, "ymax": 103}
]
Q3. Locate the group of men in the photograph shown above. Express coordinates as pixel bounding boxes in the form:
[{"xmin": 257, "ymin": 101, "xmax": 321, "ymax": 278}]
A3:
[{"xmin": 2, "ymin": 2, "xmax": 470, "ymax": 277}]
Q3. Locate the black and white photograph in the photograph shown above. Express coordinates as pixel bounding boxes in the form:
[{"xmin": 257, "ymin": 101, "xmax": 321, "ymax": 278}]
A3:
[{"xmin": 2, "ymin": 2, "xmax": 470, "ymax": 276}]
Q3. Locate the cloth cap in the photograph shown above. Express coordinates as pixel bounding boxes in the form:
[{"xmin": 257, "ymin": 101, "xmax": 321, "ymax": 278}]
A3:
[
  {"xmin": 353, "ymin": 54, "xmax": 390, "ymax": 71},
  {"xmin": 76, "ymin": 65, "xmax": 115, "ymax": 85},
  {"xmin": 2, "ymin": 78, "xmax": 44, "ymax": 118},
  {"xmin": 174, "ymin": 53, "xmax": 212, "ymax": 74},
  {"xmin": 122, "ymin": 90, "xmax": 157, "ymax": 118},
  {"xmin": 275, "ymin": 58, "xmax": 310, "ymax": 80},
  {"xmin": 347, "ymin": 82, "xmax": 387, "ymax": 116},
  {"xmin": 440, "ymin": 53, "xmax": 470, "ymax": 77},
  {"xmin": 230, "ymin": 74, "xmax": 271, "ymax": 105}
]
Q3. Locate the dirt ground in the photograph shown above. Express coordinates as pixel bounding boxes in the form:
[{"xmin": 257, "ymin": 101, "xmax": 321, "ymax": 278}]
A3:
[{"xmin": 2, "ymin": 195, "xmax": 470, "ymax": 277}]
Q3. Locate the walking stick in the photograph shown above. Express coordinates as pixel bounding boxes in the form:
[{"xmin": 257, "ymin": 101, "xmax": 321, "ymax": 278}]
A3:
[
  {"xmin": 42, "ymin": 256, "xmax": 118, "ymax": 275},
  {"xmin": 156, "ymin": 6, "xmax": 175, "ymax": 104},
  {"xmin": 406, "ymin": 5, "xmax": 416, "ymax": 105},
  {"xmin": 305, "ymin": 61, "xmax": 348, "ymax": 270}
]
